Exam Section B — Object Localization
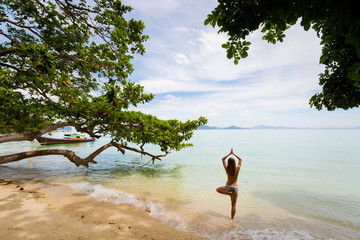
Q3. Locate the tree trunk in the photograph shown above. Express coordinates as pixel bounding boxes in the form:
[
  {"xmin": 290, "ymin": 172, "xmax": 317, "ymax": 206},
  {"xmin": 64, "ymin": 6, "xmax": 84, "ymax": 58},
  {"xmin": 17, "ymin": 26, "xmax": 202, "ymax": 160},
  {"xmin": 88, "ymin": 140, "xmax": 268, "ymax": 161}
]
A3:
[
  {"xmin": 0, "ymin": 142, "xmax": 122, "ymax": 167},
  {"xmin": 0, "ymin": 122, "xmax": 81, "ymax": 143}
]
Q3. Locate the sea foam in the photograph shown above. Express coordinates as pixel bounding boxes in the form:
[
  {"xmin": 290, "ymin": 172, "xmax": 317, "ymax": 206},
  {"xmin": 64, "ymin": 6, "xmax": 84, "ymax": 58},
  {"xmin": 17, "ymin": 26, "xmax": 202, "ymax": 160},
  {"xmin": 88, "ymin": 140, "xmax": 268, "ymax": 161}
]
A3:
[
  {"xmin": 66, "ymin": 181, "xmax": 318, "ymax": 240},
  {"xmin": 66, "ymin": 181, "xmax": 187, "ymax": 229}
]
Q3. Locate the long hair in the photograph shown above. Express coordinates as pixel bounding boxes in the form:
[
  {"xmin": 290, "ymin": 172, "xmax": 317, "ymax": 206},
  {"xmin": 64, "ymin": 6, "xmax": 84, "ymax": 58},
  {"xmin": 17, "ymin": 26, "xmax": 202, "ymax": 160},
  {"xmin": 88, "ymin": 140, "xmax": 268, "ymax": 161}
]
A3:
[{"xmin": 227, "ymin": 157, "xmax": 236, "ymax": 176}]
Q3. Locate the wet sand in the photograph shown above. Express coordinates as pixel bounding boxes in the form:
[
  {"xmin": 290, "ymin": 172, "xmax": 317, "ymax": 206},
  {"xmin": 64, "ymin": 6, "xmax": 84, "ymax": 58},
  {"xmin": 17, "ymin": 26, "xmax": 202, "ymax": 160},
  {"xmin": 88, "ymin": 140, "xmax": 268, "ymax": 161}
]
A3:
[{"xmin": 0, "ymin": 179, "xmax": 207, "ymax": 240}]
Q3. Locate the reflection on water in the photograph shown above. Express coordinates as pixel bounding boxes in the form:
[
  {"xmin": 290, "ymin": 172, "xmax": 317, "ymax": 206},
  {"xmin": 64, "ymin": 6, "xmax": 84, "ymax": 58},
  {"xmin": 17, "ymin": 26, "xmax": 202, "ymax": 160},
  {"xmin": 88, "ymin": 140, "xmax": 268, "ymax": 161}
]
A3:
[
  {"xmin": 86, "ymin": 159, "xmax": 185, "ymax": 179},
  {"xmin": 254, "ymin": 189, "xmax": 360, "ymax": 232}
]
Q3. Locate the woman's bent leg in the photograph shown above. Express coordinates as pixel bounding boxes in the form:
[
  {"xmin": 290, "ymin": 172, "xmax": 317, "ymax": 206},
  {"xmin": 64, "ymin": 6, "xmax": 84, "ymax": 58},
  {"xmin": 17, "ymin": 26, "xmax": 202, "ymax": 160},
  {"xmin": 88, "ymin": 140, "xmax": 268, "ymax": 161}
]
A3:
[{"xmin": 216, "ymin": 186, "xmax": 231, "ymax": 196}]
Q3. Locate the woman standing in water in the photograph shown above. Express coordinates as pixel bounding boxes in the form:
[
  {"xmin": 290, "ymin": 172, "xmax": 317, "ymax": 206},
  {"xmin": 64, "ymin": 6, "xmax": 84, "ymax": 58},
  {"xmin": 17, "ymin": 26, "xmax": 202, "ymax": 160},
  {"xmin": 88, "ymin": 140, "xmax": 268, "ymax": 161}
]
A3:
[{"xmin": 216, "ymin": 148, "xmax": 242, "ymax": 219}]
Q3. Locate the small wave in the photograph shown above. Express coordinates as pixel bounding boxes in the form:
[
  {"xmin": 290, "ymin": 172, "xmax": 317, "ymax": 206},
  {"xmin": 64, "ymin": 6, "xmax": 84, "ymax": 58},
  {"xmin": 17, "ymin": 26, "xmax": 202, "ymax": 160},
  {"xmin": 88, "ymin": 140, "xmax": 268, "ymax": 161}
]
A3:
[
  {"xmin": 66, "ymin": 181, "xmax": 189, "ymax": 229},
  {"xmin": 195, "ymin": 223, "xmax": 318, "ymax": 240},
  {"xmin": 241, "ymin": 228, "xmax": 316, "ymax": 240},
  {"xmin": 66, "ymin": 182, "xmax": 325, "ymax": 240}
]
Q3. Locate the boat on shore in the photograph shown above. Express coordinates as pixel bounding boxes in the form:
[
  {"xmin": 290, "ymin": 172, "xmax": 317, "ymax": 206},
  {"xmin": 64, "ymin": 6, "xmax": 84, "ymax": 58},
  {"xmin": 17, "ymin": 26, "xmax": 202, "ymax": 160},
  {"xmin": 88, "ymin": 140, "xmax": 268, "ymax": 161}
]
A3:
[{"xmin": 37, "ymin": 133, "xmax": 95, "ymax": 145}]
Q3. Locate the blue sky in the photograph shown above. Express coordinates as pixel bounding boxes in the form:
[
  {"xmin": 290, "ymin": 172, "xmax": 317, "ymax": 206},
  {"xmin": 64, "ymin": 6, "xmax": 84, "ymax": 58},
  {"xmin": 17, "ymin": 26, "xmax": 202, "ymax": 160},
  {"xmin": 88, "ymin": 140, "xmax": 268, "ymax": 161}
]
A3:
[{"xmin": 125, "ymin": 0, "xmax": 360, "ymax": 128}]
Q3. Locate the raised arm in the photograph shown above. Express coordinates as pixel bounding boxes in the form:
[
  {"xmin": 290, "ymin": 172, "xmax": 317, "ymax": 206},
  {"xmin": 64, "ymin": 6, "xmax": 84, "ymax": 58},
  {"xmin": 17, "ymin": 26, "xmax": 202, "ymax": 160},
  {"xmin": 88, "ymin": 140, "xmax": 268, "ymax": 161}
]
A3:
[
  {"xmin": 222, "ymin": 151, "xmax": 232, "ymax": 171},
  {"xmin": 232, "ymin": 152, "xmax": 242, "ymax": 170}
]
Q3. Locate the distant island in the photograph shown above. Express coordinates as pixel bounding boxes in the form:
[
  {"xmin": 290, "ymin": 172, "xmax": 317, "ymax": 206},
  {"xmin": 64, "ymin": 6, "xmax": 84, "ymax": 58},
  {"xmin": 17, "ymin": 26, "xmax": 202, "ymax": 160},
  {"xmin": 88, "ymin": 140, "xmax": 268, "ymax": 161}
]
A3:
[
  {"xmin": 198, "ymin": 125, "xmax": 360, "ymax": 130},
  {"xmin": 198, "ymin": 125, "xmax": 247, "ymax": 130},
  {"xmin": 198, "ymin": 125, "xmax": 295, "ymax": 130},
  {"xmin": 56, "ymin": 125, "xmax": 360, "ymax": 132}
]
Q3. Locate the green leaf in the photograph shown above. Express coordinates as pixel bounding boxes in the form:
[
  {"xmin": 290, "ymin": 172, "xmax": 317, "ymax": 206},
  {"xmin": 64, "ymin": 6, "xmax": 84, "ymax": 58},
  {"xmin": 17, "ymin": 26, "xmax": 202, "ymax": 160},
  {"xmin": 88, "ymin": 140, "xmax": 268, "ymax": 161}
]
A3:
[
  {"xmin": 303, "ymin": 22, "xmax": 311, "ymax": 31},
  {"xmin": 204, "ymin": 18, "xmax": 210, "ymax": 25},
  {"xmin": 0, "ymin": 0, "xmax": 208, "ymax": 165}
]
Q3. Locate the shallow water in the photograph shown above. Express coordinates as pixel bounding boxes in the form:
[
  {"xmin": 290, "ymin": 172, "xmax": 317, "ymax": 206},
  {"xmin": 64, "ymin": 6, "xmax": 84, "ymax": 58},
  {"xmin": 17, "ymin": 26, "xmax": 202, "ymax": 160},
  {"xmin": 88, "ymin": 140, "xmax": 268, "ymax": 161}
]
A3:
[{"xmin": 1, "ymin": 129, "xmax": 359, "ymax": 239}]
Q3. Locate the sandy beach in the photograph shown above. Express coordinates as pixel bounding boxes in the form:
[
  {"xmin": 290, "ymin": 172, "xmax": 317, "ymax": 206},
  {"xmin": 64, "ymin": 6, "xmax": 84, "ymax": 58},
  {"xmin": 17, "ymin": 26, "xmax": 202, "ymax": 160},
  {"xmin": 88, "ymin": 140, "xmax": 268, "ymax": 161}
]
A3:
[{"xmin": 0, "ymin": 179, "xmax": 207, "ymax": 240}]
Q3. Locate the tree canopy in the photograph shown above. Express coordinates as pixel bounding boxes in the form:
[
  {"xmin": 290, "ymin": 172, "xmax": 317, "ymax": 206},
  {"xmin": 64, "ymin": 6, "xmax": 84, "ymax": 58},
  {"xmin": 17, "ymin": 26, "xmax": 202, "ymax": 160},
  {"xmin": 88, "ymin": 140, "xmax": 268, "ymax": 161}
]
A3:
[
  {"xmin": 0, "ymin": 0, "xmax": 207, "ymax": 167},
  {"xmin": 205, "ymin": 0, "xmax": 360, "ymax": 111}
]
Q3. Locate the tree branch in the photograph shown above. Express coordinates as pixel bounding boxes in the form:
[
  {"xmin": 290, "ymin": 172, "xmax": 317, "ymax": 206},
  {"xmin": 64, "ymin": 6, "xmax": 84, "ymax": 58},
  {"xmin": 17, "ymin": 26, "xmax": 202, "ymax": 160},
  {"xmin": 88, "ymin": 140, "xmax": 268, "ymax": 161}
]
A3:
[
  {"xmin": 120, "ymin": 145, "xmax": 169, "ymax": 162},
  {"xmin": 0, "ymin": 62, "xmax": 20, "ymax": 71},
  {"xmin": 0, "ymin": 18, "xmax": 37, "ymax": 30},
  {"xmin": 63, "ymin": 0, "xmax": 102, "ymax": 15},
  {"xmin": 34, "ymin": 0, "xmax": 50, "ymax": 14},
  {"xmin": 25, "ymin": 80, "xmax": 57, "ymax": 104},
  {"xmin": 0, "ymin": 29, "xmax": 20, "ymax": 45},
  {"xmin": 0, "ymin": 48, "xmax": 16, "ymax": 57},
  {"xmin": 0, "ymin": 142, "xmax": 122, "ymax": 167},
  {"xmin": 88, "ymin": 142, "xmax": 124, "ymax": 159},
  {"xmin": 0, "ymin": 18, "xmax": 57, "ymax": 50},
  {"xmin": 0, "ymin": 122, "xmax": 83, "ymax": 143},
  {"xmin": 0, "ymin": 142, "xmax": 165, "ymax": 167},
  {"xmin": 0, "ymin": 149, "xmax": 95, "ymax": 167}
]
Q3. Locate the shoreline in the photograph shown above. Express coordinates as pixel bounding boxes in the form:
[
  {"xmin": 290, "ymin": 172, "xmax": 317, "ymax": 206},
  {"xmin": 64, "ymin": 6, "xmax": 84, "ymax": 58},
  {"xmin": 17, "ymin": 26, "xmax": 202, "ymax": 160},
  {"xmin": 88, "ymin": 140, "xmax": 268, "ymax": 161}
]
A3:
[{"xmin": 0, "ymin": 179, "xmax": 208, "ymax": 240}]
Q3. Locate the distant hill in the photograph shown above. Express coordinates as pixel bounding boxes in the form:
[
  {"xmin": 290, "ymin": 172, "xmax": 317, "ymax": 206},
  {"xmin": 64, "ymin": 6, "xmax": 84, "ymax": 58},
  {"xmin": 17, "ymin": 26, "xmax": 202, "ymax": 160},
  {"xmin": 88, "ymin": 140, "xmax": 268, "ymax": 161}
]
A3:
[
  {"xmin": 198, "ymin": 125, "xmax": 246, "ymax": 130},
  {"xmin": 224, "ymin": 125, "xmax": 247, "ymax": 129},
  {"xmin": 198, "ymin": 125, "xmax": 220, "ymax": 130},
  {"xmin": 199, "ymin": 125, "xmax": 295, "ymax": 130},
  {"xmin": 198, "ymin": 125, "xmax": 360, "ymax": 130}
]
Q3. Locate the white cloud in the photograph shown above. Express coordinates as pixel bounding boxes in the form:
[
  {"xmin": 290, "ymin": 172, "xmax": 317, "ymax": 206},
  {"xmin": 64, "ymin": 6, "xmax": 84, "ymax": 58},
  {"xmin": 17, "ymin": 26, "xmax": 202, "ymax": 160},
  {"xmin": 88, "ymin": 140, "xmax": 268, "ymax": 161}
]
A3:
[
  {"xmin": 127, "ymin": 0, "xmax": 360, "ymax": 128},
  {"xmin": 137, "ymin": 22, "xmax": 323, "ymax": 93},
  {"xmin": 172, "ymin": 53, "xmax": 191, "ymax": 65},
  {"xmin": 163, "ymin": 94, "xmax": 182, "ymax": 103},
  {"xmin": 139, "ymin": 78, "xmax": 188, "ymax": 93},
  {"xmin": 173, "ymin": 26, "xmax": 197, "ymax": 33}
]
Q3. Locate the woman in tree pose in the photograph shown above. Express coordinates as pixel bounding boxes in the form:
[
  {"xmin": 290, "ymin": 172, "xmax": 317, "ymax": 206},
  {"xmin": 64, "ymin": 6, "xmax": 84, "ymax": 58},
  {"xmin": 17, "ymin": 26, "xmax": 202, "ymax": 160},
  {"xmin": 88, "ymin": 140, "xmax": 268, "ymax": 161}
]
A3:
[{"xmin": 216, "ymin": 148, "xmax": 242, "ymax": 219}]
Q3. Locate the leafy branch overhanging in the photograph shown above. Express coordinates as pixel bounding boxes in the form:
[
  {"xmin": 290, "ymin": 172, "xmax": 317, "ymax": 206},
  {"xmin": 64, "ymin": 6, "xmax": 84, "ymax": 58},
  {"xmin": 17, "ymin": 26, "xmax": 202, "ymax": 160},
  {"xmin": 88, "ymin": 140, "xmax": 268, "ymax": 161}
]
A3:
[{"xmin": 0, "ymin": 0, "xmax": 207, "ymax": 166}]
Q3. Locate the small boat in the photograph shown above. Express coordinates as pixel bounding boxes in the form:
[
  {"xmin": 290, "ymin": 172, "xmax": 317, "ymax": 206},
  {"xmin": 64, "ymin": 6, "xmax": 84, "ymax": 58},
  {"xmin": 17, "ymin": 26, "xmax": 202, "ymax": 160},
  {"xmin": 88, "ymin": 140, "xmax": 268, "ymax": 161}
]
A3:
[
  {"xmin": 64, "ymin": 133, "xmax": 88, "ymax": 139},
  {"xmin": 37, "ymin": 133, "xmax": 95, "ymax": 145}
]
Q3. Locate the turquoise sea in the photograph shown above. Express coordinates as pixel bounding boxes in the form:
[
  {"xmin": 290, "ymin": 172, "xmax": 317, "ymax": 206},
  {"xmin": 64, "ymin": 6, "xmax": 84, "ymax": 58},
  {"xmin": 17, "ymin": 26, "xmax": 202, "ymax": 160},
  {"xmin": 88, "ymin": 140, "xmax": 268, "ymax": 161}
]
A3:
[{"xmin": 1, "ymin": 129, "xmax": 359, "ymax": 239}]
